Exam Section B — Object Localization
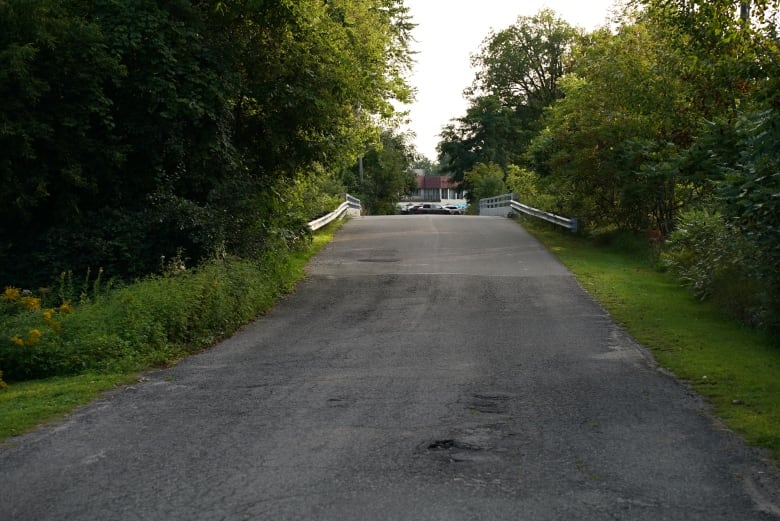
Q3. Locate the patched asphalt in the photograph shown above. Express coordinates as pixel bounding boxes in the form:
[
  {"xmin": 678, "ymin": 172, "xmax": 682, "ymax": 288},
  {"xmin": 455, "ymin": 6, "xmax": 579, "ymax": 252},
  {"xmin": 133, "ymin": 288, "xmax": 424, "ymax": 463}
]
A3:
[{"xmin": 1, "ymin": 215, "xmax": 778, "ymax": 520}]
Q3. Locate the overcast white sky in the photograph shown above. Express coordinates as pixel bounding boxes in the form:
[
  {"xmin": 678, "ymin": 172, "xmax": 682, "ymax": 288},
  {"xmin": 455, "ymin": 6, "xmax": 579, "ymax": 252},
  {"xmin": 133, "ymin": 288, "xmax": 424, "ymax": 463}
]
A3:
[{"xmin": 402, "ymin": 0, "xmax": 617, "ymax": 160}]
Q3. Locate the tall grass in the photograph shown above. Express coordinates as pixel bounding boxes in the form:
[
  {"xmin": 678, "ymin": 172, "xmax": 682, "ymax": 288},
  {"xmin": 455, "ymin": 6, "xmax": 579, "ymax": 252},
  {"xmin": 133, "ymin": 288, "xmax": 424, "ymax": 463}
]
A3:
[{"xmin": 0, "ymin": 222, "xmax": 340, "ymax": 385}]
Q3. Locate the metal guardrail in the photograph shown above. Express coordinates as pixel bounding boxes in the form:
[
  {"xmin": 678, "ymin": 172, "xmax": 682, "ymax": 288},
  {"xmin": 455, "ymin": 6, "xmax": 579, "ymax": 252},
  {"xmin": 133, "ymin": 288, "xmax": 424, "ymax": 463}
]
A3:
[
  {"xmin": 307, "ymin": 194, "xmax": 361, "ymax": 231},
  {"xmin": 479, "ymin": 193, "xmax": 578, "ymax": 233},
  {"xmin": 346, "ymin": 193, "xmax": 361, "ymax": 211}
]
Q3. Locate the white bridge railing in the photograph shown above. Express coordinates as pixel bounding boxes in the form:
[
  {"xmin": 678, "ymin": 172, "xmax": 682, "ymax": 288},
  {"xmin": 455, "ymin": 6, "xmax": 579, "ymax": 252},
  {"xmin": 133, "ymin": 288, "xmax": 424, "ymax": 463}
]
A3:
[
  {"xmin": 479, "ymin": 193, "xmax": 578, "ymax": 233},
  {"xmin": 307, "ymin": 194, "xmax": 362, "ymax": 231}
]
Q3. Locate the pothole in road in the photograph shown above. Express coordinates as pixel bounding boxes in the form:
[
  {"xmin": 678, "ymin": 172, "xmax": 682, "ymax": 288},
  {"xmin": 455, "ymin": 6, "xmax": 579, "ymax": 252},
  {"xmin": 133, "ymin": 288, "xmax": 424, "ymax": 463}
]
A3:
[
  {"xmin": 428, "ymin": 439, "xmax": 481, "ymax": 451},
  {"xmin": 425, "ymin": 438, "xmax": 504, "ymax": 464}
]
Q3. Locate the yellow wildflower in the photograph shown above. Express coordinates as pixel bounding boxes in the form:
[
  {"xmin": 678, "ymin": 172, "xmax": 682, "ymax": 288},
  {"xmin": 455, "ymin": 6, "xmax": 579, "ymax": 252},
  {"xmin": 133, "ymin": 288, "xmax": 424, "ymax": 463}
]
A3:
[
  {"xmin": 20, "ymin": 296, "xmax": 41, "ymax": 311},
  {"xmin": 26, "ymin": 329, "xmax": 42, "ymax": 345},
  {"xmin": 42, "ymin": 308, "xmax": 63, "ymax": 332},
  {"xmin": 10, "ymin": 335, "xmax": 24, "ymax": 347},
  {"xmin": 59, "ymin": 302, "xmax": 75, "ymax": 314},
  {"xmin": 2, "ymin": 286, "xmax": 20, "ymax": 301}
]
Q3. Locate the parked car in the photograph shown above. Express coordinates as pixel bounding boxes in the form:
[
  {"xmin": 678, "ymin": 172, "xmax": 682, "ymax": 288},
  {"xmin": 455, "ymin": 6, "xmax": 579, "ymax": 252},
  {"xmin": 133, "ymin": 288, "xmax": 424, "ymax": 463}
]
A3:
[
  {"xmin": 409, "ymin": 203, "xmax": 450, "ymax": 215},
  {"xmin": 443, "ymin": 204, "xmax": 465, "ymax": 215}
]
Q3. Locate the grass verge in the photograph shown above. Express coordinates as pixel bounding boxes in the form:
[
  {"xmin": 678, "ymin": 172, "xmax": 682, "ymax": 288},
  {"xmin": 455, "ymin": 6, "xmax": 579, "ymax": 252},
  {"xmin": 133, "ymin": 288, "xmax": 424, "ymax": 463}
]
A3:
[
  {"xmin": 0, "ymin": 373, "xmax": 137, "ymax": 441},
  {"xmin": 521, "ymin": 219, "xmax": 780, "ymax": 464},
  {"xmin": 0, "ymin": 221, "xmax": 343, "ymax": 441}
]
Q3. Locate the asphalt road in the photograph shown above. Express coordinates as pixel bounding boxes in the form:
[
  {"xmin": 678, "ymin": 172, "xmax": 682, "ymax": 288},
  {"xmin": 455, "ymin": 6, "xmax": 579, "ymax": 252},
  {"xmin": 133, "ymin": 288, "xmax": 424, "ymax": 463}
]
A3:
[{"xmin": 1, "ymin": 215, "xmax": 778, "ymax": 520}]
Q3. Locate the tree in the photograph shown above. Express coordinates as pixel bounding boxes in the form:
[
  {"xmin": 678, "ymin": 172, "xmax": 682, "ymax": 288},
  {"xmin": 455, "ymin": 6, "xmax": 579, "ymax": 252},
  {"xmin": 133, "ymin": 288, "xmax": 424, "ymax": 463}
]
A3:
[
  {"xmin": 344, "ymin": 129, "xmax": 417, "ymax": 214},
  {"xmin": 463, "ymin": 163, "xmax": 507, "ymax": 206},
  {"xmin": 637, "ymin": 0, "xmax": 780, "ymax": 330},
  {"xmin": 528, "ymin": 20, "xmax": 698, "ymax": 232},
  {"xmin": 0, "ymin": 0, "xmax": 125, "ymax": 237},
  {"xmin": 718, "ymin": 109, "xmax": 780, "ymax": 330},
  {"xmin": 410, "ymin": 156, "xmax": 438, "ymax": 176},
  {"xmin": 438, "ymin": 9, "xmax": 578, "ymax": 183},
  {"xmin": 0, "ymin": 0, "xmax": 416, "ymax": 285},
  {"xmin": 470, "ymin": 8, "xmax": 579, "ymax": 110},
  {"xmin": 208, "ymin": 0, "xmax": 414, "ymax": 175}
]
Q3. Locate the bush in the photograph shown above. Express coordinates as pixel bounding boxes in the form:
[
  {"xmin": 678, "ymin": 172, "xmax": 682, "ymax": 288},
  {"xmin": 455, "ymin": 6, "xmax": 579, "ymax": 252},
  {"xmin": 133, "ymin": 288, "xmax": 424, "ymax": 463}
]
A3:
[
  {"xmin": 0, "ymin": 250, "xmax": 303, "ymax": 382},
  {"xmin": 717, "ymin": 109, "xmax": 780, "ymax": 334},
  {"xmin": 505, "ymin": 165, "xmax": 556, "ymax": 211},
  {"xmin": 662, "ymin": 209, "xmax": 769, "ymax": 328}
]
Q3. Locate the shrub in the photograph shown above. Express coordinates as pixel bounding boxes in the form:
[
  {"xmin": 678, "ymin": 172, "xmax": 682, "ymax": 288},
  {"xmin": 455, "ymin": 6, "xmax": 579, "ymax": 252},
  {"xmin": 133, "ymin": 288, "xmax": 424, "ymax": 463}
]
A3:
[
  {"xmin": 0, "ymin": 249, "xmax": 303, "ymax": 382},
  {"xmin": 718, "ymin": 109, "xmax": 780, "ymax": 334},
  {"xmin": 662, "ymin": 209, "xmax": 768, "ymax": 328}
]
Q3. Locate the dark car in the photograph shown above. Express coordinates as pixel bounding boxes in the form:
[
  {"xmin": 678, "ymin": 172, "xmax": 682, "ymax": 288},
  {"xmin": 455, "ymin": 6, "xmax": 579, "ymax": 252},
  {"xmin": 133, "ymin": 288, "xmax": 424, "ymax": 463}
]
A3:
[{"xmin": 409, "ymin": 203, "xmax": 450, "ymax": 215}]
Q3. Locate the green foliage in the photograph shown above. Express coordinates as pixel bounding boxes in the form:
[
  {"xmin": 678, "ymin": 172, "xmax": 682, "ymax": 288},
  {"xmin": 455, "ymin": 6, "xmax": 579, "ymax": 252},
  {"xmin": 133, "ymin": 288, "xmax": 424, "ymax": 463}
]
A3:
[
  {"xmin": 720, "ymin": 109, "xmax": 780, "ymax": 273},
  {"xmin": 0, "ymin": 0, "xmax": 125, "ymax": 237},
  {"xmin": 529, "ymin": 22, "xmax": 696, "ymax": 232},
  {"xmin": 662, "ymin": 209, "xmax": 769, "ymax": 326},
  {"xmin": 438, "ymin": 96, "xmax": 528, "ymax": 183},
  {"xmin": 504, "ymin": 165, "xmax": 555, "ymax": 211},
  {"xmin": 438, "ymin": 10, "xmax": 578, "ymax": 182},
  {"xmin": 464, "ymin": 163, "xmax": 507, "ymax": 206},
  {"xmin": 0, "ymin": 234, "xmax": 332, "ymax": 382},
  {"xmin": 471, "ymin": 8, "xmax": 579, "ymax": 109},
  {"xmin": 344, "ymin": 129, "xmax": 417, "ymax": 215},
  {"xmin": 640, "ymin": 0, "xmax": 775, "ymax": 120},
  {"xmin": 0, "ymin": 0, "xmax": 413, "ymax": 288},
  {"xmin": 717, "ymin": 109, "xmax": 780, "ymax": 331},
  {"xmin": 442, "ymin": 1, "xmax": 779, "ymax": 336}
]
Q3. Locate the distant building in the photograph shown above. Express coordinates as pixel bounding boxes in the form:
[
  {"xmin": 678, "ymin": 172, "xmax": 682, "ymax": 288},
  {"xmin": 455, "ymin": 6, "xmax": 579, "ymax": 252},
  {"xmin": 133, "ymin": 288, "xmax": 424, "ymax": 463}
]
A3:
[{"xmin": 406, "ymin": 175, "xmax": 464, "ymax": 202}]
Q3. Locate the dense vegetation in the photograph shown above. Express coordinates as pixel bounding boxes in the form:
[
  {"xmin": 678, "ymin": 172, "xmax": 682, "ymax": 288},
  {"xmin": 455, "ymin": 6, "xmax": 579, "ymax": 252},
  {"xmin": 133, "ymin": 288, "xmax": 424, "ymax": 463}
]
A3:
[
  {"xmin": 0, "ymin": 0, "xmax": 417, "ymax": 288},
  {"xmin": 0, "ymin": 0, "xmax": 419, "ymax": 386},
  {"xmin": 0, "ymin": 223, "xmax": 341, "ymax": 434},
  {"xmin": 439, "ymin": 1, "xmax": 780, "ymax": 335}
]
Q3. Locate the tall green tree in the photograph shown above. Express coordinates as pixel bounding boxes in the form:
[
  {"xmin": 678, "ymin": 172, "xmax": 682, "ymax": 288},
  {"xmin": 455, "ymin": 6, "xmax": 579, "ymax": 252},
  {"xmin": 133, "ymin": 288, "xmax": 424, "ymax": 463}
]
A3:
[
  {"xmin": 0, "ymin": 0, "xmax": 125, "ymax": 236},
  {"xmin": 344, "ymin": 129, "xmax": 417, "ymax": 214},
  {"xmin": 470, "ymin": 8, "xmax": 578, "ymax": 110},
  {"xmin": 0, "ymin": 0, "xmax": 415, "ymax": 285},
  {"xmin": 438, "ymin": 9, "xmax": 578, "ymax": 183},
  {"xmin": 639, "ymin": 0, "xmax": 780, "ymax": 329},
  {"xmin": 528, "ymin": 21, "xmax": 697, "ymax": 232},
  {"xmin": 207, "ymin": 0, "xmax": 413, "ymax": 176},
  {"xmin": 437, "ymin": 96, "xmax": 521, "ymax": 182}
]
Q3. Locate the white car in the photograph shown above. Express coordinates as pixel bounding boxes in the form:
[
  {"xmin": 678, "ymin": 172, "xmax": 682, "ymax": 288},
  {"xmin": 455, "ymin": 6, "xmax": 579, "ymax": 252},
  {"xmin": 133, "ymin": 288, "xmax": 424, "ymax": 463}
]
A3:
[{"xmin": 443, "ymin": 204, "xmax": 465, "ymax": 215}]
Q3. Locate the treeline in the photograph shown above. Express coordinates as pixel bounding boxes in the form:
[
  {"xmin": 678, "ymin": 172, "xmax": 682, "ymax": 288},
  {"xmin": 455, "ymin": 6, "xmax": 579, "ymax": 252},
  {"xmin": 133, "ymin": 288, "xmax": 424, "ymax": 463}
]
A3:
[
  {"xmin": 439, "ymin": 1, "xmax": 780, "ymax": 333},
  {"xmin": 0, "ymin": 0, "xmax": 416, "ymax": 287}
]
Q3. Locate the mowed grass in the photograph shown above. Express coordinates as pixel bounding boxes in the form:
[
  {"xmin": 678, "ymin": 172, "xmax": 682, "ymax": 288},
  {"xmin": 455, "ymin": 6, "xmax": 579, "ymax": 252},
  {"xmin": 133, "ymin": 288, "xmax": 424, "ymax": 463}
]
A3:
[
  {"xmin": 0, "ymin": 221, "xmax": 343, "ymax": 442},
  {"xmin": 521, "ymin": 219, "xmax": 780, "ymax": 463},
  {"xmin": 0, "ymin": 373, "xmax": 137, "ymax": 441}
]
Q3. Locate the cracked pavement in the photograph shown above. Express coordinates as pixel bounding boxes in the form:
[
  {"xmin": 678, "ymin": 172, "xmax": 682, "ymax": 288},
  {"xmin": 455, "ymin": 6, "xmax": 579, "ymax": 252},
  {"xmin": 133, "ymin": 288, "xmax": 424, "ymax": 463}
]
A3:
[{"xmin": 1, "ymin": 215, "xmax": 778, "ymax": 520}]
